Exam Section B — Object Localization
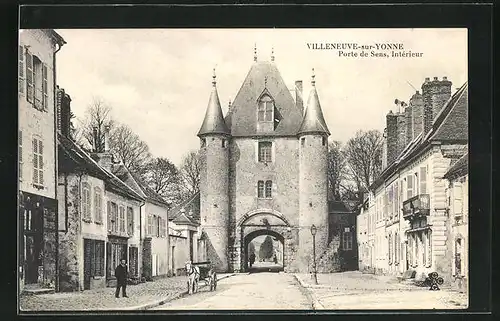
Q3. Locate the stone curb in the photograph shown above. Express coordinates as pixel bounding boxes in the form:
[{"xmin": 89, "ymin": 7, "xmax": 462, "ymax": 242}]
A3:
[
  {"xmin": 293, "ymin": 274, "xmax": 324, "ymax": 310},
  {"xmin": 126, "ymin": 273, "xmax": 237, "ymax": 311}
]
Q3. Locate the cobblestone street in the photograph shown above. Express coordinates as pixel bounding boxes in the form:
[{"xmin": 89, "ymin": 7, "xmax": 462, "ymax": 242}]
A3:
[
  {"xmin": 295, "ymin": 271, "xmax": 468, "ymax": 310},
  {"xmin": 153, "ymin": 272, "xmax": 311, "ymax": 310},
  {"xmin": 20, "ymin": 275, "xmax": 234, "ymax": 311}
]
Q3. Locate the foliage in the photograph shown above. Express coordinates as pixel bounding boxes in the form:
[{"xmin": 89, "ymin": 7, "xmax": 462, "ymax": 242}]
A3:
[
  {"xmin": 143, "ymin": 157, "xmax": 183, "ymax": 203},
  {"xmin": 180, "ymin": 150, "xmax": 201, "ymax": 199},
  {"xmin": 258, "ymin": 236, "xmax": 274, "ymax": 260},
  {"xmin": 109, "ymin": 123, "xmax": 152, "ymax": 176}
]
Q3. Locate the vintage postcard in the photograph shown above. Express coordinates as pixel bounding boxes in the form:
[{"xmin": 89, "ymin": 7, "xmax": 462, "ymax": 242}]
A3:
[{"xmin": 18, "ymin": 28, "xmax": 468, "ymax": 311}]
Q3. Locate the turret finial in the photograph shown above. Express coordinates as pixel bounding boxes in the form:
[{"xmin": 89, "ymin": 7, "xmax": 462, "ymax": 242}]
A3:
[
  {"xmin": 271, "ymin": 47, "xmax": 275, "ymax": 62},
  {"xmin": 212, "ymin": 67, "xmax": 216, "ymax": 87},
  {"xmin": 264, "ymin": 76, "xmax": 268, "ymax": 88},
  {"xmin": 254, "ymin": 43, "xmax": 257, "ymax": 62},
  {"xmin": 311, "ymin": 68, "xmax": 316, "ymax": 87}
]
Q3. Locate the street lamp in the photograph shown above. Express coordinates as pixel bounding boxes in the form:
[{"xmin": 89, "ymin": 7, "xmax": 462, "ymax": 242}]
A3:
[{"xmin": 310, "ymin": 224, "xmax": 318, "ymax": 285}]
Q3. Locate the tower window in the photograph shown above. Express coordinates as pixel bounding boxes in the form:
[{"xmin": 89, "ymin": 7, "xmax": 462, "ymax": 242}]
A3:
[
  {"xmin": 322, "ymin": 137, "xmax": 326, "ymax": 146},
  {"xmin": 258, "ymin": 141, "xmax": 272, "ymax": 163},
  {"xmin": 222, "ymin": 139, "xmax": 227, "ymax": 148},
  {"xmin": 301, "ymin": 137, "xmax": 305, "ymax": 147},
  {"xmin": 258, "ymin": 95, "xmax": 274, "ymax": 122},
  {"xmin": 257, "ymin": 180, "xmax": 273, "ymax": 198}
]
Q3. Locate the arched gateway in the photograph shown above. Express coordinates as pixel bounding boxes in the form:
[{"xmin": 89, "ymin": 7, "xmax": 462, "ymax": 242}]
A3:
[{"xmin": 197, "ymin": 56, "xmax": 331, "ymax": 273}]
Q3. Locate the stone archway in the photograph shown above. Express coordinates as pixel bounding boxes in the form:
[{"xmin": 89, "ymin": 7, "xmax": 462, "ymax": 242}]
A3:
[{"xmin": 243, "ymin": 229, "xmax": 285, "ymax": 272}]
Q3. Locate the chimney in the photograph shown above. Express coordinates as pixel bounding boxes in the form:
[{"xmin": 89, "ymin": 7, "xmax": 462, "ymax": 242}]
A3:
[
  {"xmin": 410, "ymin": 90, "xmax": 424, "ymax": 139},
  {"xmin": 421, "ymin": 76, "xmax": 452, "ymax": 135},
  {"xmin": 57, "ymin": 87, "xmax": 72, "ymax": 138},
  {"xmin": 295, "ymin": 80, "xmax": 303, "ymax": 115},
  {"xmin": 405, "ymin": 101, "xmax": 413, "ymax": 143},
  {"xmin": 381, "ymin": 129, "xmax": 388, "ymax": 169},
  {"xmin": 396, "ymin": 112, "xmax": 406, "ymax": 155},
  {"xmin": 92, "ymin": 126, "xmax": 98, "ymax": 152},
  {"xmin": 94, "ymin": 125, "xmax": 113, "ymax": 171},
  {"xmin": 104, "ymin": 125, "xmax": 110, "ymax": 152},
  {"xmin": 386, "ymin": 111, "xmax": 398, "ymax": 166}
]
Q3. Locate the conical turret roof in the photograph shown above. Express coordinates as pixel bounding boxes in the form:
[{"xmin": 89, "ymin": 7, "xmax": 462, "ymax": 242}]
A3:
[
  {"xmin": 197, "ymin": 70, "xmax": 230, "ymax": 137},
  {"xmin": 298, "ymin": 69, "xmax": 330, "ymax": 136}
]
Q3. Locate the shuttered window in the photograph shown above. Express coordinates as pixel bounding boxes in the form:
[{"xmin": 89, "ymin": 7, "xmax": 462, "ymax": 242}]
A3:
[
  {"xmin": 388, "ymin": 233, "xmax": 392, "ymax": 264},
  {"xmin": 42, "ymin": 64, "xmax": 48, "ymax": 110},
  {"xmin": 406, "ymin": 175, "xmax": 413, "ymax": 199},
  {"xmin": 19, "ymin": 131, "xmax": 23, "ymax": 180},
  {"xmin": 454, "ymin": 182, "xmax": 463, "ymax": 217},
  {"xmin": 127, "ymin": 207, "xmax": 134, "ymax": 236},
  {"xmin": 32, "ymin": 137, "xmax": 44, "ymax": 186},
  {"xmin": 109, "ymin": 202, "xmax": 118, "ymax": 232},
  {"xmin": 119, "ymin": 206, "xmax": 126, "ymax": 232},
  {"xmin": 82, "ymin": 183, "xmax": 91, "ymax": 221},
  {"xmin": 107, "ymin": 201, "xmax": 112, "ymax": 231},
  {"xmin": 420, "ymin": 166, "xmax": 427, "ymax": 194},
  {"xmin": 25, "ymin": 50, "xmax": 33, "ymax": 103},
  {"xmin": 94, "ymin": 187, "xmax": 102, "ymax": 223},
  {"xmin": 19, "ymin": 46, "xmax": 24, "ymax": 93}
]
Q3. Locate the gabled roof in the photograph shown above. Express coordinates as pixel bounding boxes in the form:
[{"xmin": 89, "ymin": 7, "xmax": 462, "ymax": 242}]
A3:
[
  {"xmin": 225, "ymin": 61, "xmax": 303, "ymax": 136},
  {"xmin": 58, "ymin": 133, "xmax": 144, "ymax": 202},
  {"xmin": 198, "ymin": 74, "xmax": 230, "ymax": 137},
  {"xmin": 370, "ymin": 82, "xmax": 468, "ymax": 190},
  {"xmin": 168, "ymin": 192, "xmax": 200, "ymax": 224},
  {"xmin": 444, "ymin": 152, "xmax": 468, "ymax": 179}
]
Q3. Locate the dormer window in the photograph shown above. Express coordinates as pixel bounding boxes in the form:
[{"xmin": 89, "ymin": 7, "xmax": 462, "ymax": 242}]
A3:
[{"xmin": 258, "ymin": 95, "xmax": 274, "ymax": 122}]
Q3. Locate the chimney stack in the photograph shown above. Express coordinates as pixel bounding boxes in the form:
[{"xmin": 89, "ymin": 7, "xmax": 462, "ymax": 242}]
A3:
[
  {"xmin": 295, "ymin": 80, "xmax": 303, "ymax": 115},
  {"xmin": 409, "ymin": 90, "xmax": 424, "ymax": 139},
  {"xmin": 386, "ymin": 110, "xmax": 398, "ymax": 165},
  {"xmin": 104, "ymin": 125, "xmax": 110, "ymax": 152},
  {"xmin": 57, "ymin": 87, "xmax": 72, "ymax": 138},
  {"xmin": 421, "ymin": 76, "xmax": 452, "ymax": 135}
]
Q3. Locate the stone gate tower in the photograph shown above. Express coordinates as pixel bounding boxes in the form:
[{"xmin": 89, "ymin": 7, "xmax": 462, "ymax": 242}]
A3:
[
  {"xmin": 198, "ymin": 70, "xmax": 231, "ymax": 272},
  {"xmin": 198, "ymin": 53, "xmax": 331, "ymax": 273}
]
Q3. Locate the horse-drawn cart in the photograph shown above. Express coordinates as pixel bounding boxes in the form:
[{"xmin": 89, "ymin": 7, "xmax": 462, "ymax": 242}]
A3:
[{"xmin": 185, "ymin": 261, "xmax": 217, "ymax": 294}]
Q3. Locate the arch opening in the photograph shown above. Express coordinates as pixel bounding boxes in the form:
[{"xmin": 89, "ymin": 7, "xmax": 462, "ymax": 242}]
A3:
[{"xmin": 243, "ymin": 229, "xmax": 285, "ymax": 273}]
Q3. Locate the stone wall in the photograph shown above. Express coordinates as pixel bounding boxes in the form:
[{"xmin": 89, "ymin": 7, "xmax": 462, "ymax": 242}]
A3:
[{"xmin": 58, "ymin": 174, "xmax": 82, "ymax": 292}]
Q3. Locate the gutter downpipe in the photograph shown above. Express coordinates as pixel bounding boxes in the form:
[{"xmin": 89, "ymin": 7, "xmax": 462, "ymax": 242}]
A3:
[{"xmin": 53, "ymin": 40, "xmax": 64, "ymax": 292}]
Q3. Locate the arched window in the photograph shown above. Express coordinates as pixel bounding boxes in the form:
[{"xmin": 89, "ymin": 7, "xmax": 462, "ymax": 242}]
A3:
[{"xmin": 258, "ymin": 95, "xmax": 274, "ymax": 122}]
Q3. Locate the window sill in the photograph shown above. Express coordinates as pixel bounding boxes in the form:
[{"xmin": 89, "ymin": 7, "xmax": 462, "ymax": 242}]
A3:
[
  {"xmin": 93, "ymin": 276, "xmax": 105, "ymax": 280},
  {"xmin": 82, "ymin": 218, "xmax": 92, "ymax": 224},
  {"xmin": 95, "ymin": 221, "xmax": 103, "ymax": 225},
  {"xmin": 257, "ymin": 198, "xmax": 273, "ymax": 200},
  {"xmin": 32, "ymin": 184, "xmax": 45, "ymax": 190}
]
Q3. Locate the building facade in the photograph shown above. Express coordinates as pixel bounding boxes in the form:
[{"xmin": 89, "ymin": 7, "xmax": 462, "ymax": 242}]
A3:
[
  {"xmin": 197, "ymin": 54, "xmax": 331, "ymax": 273},
  {"xmin": 364, "ymin": 77, "xmax": 468, "ymax": 283},
  {"xmin": 444, "ymin": 153, "xmax": 468, "ymax": 293},
  {"xmin": 18, "ymin": 29, "xmax": 66, "ymax": 292}
]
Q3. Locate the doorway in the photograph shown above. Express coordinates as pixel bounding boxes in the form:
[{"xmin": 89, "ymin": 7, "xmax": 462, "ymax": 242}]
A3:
[{"xmin": 243, "ymin": 230, "xmax": 285, "ymax": 273}]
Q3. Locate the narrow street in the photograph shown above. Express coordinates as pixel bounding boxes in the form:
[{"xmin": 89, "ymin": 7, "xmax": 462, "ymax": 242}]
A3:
[{"xmin": 152, "ymin": 272, "xmax": 312, "ymax": 310}]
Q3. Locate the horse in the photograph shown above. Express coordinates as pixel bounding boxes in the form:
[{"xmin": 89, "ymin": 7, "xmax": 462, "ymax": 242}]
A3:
[{"xmin": 185, "ymin": 261, "xmax": 200, "ymax": 294}]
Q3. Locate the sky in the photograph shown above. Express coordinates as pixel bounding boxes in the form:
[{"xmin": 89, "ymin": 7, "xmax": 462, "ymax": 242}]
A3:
[{"xmin": 53, "ymin": 28, "xmax": 468, "ymax": 166}]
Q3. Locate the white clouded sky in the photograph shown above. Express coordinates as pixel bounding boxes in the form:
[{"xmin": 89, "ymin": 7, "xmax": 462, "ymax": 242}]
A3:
[{"xmin": 54, "ymin": 28, "xmax": 467, "ymax": 166}]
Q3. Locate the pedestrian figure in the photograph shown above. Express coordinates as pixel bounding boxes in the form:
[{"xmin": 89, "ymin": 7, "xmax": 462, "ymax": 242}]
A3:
[
  {"xmin": 249, "ymin": 253, "xmax": 256, "ymax": 267},
  {"xmin": 115, "ymin": 259, "xmax": 128, "ymax": 298}
]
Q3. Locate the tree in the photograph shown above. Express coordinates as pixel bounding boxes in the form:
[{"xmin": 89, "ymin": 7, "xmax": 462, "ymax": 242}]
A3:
[
  {"xmin": 327, "ymin": 140, "xmax": 347, "ymax": 201},
  {"xmin": 78, "ymin": 97, "xmax": 115, "ymax": 151},
  {"xmin": 248, "ymin": 242, "xmax": 256, "ymax": 257},
  {"xmin": 144, "ymin": 157, "xmax": 183, "ymax": 203},
  {"xmin": 343, "ymin": 129, "xmax": 384, "ymax": 192},
  {"xmin": 109, "ymin": 123, "xmax": 152, "ymax": 176},
  {"xmin": 180, "ymin": 150, "xmax": 201, "ymax": 198},
  {"xmin": 259, "ymin": 235, "xmax": 274, "ymax": 260}
]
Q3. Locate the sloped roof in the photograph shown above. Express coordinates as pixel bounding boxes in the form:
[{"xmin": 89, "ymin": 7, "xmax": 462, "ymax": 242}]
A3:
[
  {"xmin": 444, "ymin": 152, "xmax": 468, "ymax": 179},
  {"xmin": 197, "ymin": 75, "xmax": 230, "ymax": 136},
  {"xmin": 370, "ymin": 82, "xmax": 468, "ymax": 190},
  {"xmin": 126, "ymin": 171, "xmax": 171, "ymax": 208},
  {"xmin": 328, "ymin": 201, "xmax": 354, "ymax": 214},
  {"xmin": 58, "ymin": 133, "xmax": 144, "ymax": 202},
  {"xmin": 225, "ymin": 61, "xmax": 303, "ymax": 136},
  {"xmin": 169, "ymin": 192, "xmax": 200, "ymax": 223},
  {"xmin": 298, "ymin": 82, "xmax": 330, "ymax": 136}
]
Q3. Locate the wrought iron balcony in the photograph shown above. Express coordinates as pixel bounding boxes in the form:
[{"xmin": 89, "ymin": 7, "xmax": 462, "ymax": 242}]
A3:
[{"xmin": 402, "ymin": 194, "xmax": 430, "ymax": 220}]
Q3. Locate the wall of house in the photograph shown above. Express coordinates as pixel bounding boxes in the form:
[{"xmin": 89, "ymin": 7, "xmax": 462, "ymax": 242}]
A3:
[
  {"xmin": 357, "ymin": 207, "xmax": 369, "ymax": 271},
  {"xmin": 19, "ymin": 29, "xmax": 57, "ymax": 200},
  {"xmin": 146, "ymin": 202, "xmax": 169, "ymax": 277},
  {"xmin": 169, "ymin": 234, "xmax": 189, "ymax": 276}
]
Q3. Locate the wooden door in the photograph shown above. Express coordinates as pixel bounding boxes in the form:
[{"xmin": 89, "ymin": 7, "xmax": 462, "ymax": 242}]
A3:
[{"xmin": 83, "ymin": 239, "xmax": 92, "ymax": 290}]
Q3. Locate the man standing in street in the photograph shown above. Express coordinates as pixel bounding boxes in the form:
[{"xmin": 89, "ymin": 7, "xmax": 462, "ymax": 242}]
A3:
[{"xmin": 115, "ymin": 259, "xmax": 128, "ymax": 298}]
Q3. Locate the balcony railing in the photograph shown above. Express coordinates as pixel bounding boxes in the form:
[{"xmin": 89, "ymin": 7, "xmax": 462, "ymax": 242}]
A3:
[{"xmin": 402, "ymin": 194, "xmax": 430, "ymax": 220}]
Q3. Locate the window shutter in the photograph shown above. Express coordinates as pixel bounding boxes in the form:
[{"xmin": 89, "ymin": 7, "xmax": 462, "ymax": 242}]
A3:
[
  {"xmin": 426, "ymin": 231, "xmax": 432, "ymax": 267},
  {"xmin": 107, "ymin": 201, "xmax": 112, "ymax": 231},
  {"xmin": 420, "ymin": 166, "xmax": 427, "ymax": 194},
  {"xmin": 19, "ymin": 46, "xmax": 24, "ymax": 93},
  {"xmin": 32, "ymin": 138, "xmax": 38, "ymax": 184},
  {"xmin": 26, "ymin": 50, "xmax": 33, "ymax": 103},
  {"xmin": 42, "ymin": 64, "xmax": 48, "ymax": 110},
  {"xmin": 38, "ymin": 140, "xmax": 44, "ymax": 185},
  {"xmin": 127, "ymin": 207, "xmax": 133, "ymax": 236},
  {"xmin": 453, "ymin": 182, "xmax": 463, "ymax": 216},
  {"xmin": 407, "ymin": 175, "xmax": 413, "ymax": 199}
]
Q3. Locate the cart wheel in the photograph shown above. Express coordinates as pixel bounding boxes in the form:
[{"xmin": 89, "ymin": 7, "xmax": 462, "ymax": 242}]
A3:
[
  {"xmin": 209, "ymin": 278, "xmax": 214, "ymax": 291},
  {"xmin": 437, "ymin": 277, "xmax": 444, "ymax": 285},
  {"xmin": 430, "ymin": 272, "xmax": 438, "ymax": 279},
  {"xmin": 430, "ymin": 284, "xmax": 439, "ymax": 291}
]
